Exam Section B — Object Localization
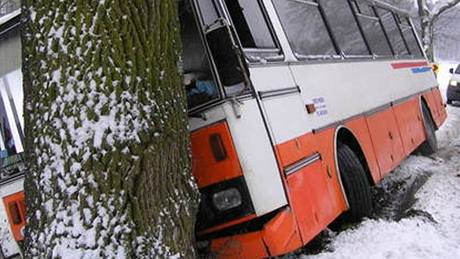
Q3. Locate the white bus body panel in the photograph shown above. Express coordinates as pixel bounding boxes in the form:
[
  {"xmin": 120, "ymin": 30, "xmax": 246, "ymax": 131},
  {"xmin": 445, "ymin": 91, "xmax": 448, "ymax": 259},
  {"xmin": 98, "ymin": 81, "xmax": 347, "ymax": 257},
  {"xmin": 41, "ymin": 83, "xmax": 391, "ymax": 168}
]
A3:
[
  {"xmin": 249, "ymin": 65, "xmax": 311, "ymax": 145},
  {"xmin": 291, "ymin": 60, "xmax": 436, "ymax": 132},
  {"xmin": 249, "ymin": 60, "xmax": 436, "ymax": 145},
  {"xmin": 0, "ymin": 178, "xmax": 23, "ymax": 197}
]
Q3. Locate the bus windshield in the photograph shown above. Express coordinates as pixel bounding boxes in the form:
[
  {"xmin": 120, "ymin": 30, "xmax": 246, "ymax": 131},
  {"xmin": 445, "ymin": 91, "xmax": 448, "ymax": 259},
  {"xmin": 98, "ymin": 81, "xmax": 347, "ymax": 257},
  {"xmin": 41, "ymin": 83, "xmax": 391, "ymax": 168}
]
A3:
[{"xmin": 180, "ymin": 2, "xmax": 221, "ymax": 111}]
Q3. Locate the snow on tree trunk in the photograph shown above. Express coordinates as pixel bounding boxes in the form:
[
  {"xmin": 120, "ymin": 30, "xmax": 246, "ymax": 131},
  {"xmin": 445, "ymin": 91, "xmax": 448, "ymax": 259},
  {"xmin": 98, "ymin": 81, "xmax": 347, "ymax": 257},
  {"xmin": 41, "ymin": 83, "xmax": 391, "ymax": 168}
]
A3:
[{"xmin": 21, "ymin": 0, "xmax": 199, "ymax": 258}]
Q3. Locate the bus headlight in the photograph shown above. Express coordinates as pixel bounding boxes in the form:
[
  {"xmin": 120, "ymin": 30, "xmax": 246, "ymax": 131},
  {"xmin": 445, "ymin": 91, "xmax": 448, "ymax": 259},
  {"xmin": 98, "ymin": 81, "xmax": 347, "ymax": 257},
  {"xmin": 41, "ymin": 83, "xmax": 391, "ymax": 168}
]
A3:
[
  {"xmin": 195, "ymin": 176, "xmax": 254, "ymax": 232},
  {"xmin": 212, "ymin": 188, "xmax": 242, "ymax": 211},
  {"xmin": 450, "ymin": 80, "xmax": 458, "ymax": 86}
]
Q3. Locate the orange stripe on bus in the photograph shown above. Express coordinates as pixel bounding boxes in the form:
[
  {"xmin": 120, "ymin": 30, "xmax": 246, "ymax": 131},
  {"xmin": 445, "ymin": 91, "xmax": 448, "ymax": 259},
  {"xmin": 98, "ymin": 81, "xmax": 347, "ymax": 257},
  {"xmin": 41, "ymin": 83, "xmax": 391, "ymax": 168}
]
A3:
[{"xmin": 391, "ymin": 61, "xmax": 429, "ymax": 69}]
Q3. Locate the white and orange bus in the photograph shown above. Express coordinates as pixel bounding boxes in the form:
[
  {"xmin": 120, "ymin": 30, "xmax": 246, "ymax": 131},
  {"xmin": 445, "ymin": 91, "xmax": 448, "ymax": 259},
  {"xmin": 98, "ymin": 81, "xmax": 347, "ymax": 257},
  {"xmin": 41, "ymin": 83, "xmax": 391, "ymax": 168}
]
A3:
[
  {"xmin": 1, "ymin": 0, "xmax": 447, "ymax": 258},
  {"xmin": 180, "ymin": 0, "xmax": 446, "ymax": 257},
  {"xmin": 0, "ymin": 9, "xmax": 25, "ymax": 257}
]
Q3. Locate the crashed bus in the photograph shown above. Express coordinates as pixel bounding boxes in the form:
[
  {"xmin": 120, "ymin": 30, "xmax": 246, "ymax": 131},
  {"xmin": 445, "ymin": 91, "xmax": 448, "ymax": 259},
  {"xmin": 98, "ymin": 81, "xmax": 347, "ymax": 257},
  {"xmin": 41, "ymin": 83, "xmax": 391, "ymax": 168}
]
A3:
[
  {"xmin": 0, "ymin": 0, "xmax": 447, "ymax": 258},
  {"xmin": 0, "ymin": 9, "xmax": 25, "ymax": 258},
  {"xmin": 181, "ymin": 0, "xmax": 446, "ymax": 257}
]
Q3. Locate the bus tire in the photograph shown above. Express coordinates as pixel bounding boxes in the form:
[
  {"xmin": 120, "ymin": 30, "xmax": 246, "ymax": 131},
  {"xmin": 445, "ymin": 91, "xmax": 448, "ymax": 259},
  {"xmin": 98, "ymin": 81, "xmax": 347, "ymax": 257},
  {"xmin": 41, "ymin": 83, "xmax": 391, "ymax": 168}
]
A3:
[
  {"xmin": 337, "ymin": 144, "xmax": 372, "ymax": 222},
  {"xmin": 419, "ymin": 103, "xmax": 438, "ymax": 156}
]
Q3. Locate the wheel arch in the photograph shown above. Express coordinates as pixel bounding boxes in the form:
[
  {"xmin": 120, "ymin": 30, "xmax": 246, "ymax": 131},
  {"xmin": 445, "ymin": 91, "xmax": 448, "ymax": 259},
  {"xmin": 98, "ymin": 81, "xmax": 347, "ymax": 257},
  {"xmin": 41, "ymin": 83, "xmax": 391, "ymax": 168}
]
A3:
[{"xmin": 334, "ymin": 126, "xmax": 375, "ymax": 188}]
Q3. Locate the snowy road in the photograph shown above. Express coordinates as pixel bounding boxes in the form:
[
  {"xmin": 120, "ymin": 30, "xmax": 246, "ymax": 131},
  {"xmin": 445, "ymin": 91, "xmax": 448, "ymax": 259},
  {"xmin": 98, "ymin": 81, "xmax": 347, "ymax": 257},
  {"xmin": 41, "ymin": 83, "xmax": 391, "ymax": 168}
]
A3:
[{"xmin": 299, "ymin": 64, "xmax": 460, "ymax": 259}]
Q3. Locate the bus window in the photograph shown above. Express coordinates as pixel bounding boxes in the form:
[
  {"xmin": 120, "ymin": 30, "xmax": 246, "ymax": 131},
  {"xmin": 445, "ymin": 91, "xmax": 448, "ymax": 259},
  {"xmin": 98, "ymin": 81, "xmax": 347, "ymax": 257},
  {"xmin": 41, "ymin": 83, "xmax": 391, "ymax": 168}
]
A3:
[
  {"xmin": 272, "ymin": 0, "xmax": 336, "ymax": 58},
  {"xmin": 398, "ymin": 16, "xmax": 423, "ymax": 57},
  {"xmin": 319, "ymin": 0, "xmax": 369, "ymax": 56},
  {"xmin": 196, "ymin": 0, "xmax": 220, "ymax": 27},
  {"xmin": 224, "ymin": 0, "xmax": 275, "ymax": 49},
  {"xmin": 354, "ymin": 1, "xmax": 374, "ymax": 16},
  {"xmin": 223, "ymin": 0, "xmax": 281, "ymax": 62},
  {"xmin": 180, "ymin": 1, "xmax": 221, "ymax": 110},
  {"xmin": 377, "ymin": 8, "xmax": 409, "ymax": 56},
  {"xmin": 351, "ymin": 1, "xmax": 393, "ymax": 56}
]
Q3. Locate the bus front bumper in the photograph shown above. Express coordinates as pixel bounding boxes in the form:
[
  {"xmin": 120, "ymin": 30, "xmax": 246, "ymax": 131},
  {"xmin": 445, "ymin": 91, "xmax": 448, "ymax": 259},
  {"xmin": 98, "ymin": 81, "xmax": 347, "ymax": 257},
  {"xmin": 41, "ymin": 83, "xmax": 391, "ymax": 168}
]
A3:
[{"xmin": 208, "ymin": 208, "xmax": 303, "ymax": 258}]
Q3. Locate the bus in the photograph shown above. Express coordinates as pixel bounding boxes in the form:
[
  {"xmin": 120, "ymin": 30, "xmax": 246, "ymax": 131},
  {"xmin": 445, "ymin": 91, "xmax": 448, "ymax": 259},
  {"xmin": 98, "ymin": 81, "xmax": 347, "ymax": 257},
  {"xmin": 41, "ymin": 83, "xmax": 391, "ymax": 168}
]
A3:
[
  {"xmin": 1, "ymin": 0, "xmax": 447, "ymax": 258},
  {"xmin": 1, "ymin": 178, "xmax": 25, "ymax": 257},
  {"xmin": 180, "ymin": 0, "xmax": 446, "ymax": 257},
  {"xmin": 0, "ymin": 9, "xmax": 25, "ymax": 257}
]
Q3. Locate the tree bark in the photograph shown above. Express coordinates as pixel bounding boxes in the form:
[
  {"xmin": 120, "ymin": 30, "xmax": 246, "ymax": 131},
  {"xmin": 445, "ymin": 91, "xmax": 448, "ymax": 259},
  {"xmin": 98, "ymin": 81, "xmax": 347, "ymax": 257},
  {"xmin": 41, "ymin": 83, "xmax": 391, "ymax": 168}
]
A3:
[{"xmin": 22, "ymin": 0, "xmax": 199, "ymax": 258}]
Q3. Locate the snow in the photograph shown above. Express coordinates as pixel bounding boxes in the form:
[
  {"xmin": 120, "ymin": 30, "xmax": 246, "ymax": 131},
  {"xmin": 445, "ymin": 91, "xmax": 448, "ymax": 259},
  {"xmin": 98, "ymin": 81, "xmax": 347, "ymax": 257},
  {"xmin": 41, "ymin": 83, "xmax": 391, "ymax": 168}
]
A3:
[{"xmin": 300, "ymin": 64, "xmax": 460, "ymax": 259}]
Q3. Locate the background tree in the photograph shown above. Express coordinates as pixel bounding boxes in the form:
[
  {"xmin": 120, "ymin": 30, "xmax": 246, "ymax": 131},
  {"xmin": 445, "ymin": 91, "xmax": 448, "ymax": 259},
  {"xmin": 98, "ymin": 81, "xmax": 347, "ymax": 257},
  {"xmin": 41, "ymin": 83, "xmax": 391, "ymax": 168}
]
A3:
[
  {"xmin": 388, "ymin": 0, "xmax": 460, "ymax": 60},
  {"xmin": 416, "ymin": 0, "xmax": 460, "ymax": 60},
  {"xmin": 22, "ymin": 0, "xmax": 198, "ymax": 258},
  {"xmin": 0, "ymin": 0, "xmax": 19, "ymax": 17}
]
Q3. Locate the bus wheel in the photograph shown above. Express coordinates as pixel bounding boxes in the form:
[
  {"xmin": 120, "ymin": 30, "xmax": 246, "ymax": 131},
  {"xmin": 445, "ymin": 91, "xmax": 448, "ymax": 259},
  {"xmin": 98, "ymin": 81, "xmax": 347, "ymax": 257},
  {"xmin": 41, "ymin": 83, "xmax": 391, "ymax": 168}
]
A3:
[
  {"xmin": 337, "ymin": 144, "xmax": 372, "ymax": 222},
  {"xmin": 419, "ymin": 103, "xmax": 438, "ymax": 156}
]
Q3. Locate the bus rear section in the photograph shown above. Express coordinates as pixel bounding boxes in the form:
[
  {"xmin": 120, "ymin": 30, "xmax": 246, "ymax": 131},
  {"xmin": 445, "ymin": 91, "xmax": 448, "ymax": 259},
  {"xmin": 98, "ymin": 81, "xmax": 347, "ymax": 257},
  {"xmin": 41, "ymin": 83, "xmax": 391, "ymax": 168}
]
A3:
[{"xmin": 181, "ymin": 0, "xmax": 446, "ymax": 258}]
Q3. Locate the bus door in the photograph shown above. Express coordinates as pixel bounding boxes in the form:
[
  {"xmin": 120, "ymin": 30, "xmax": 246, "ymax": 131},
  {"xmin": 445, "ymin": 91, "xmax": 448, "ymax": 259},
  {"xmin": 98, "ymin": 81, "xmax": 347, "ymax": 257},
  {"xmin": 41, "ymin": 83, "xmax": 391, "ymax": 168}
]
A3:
[{"xmin": 192, "ymin": 0, "xmax": 250, "ymax": 91}]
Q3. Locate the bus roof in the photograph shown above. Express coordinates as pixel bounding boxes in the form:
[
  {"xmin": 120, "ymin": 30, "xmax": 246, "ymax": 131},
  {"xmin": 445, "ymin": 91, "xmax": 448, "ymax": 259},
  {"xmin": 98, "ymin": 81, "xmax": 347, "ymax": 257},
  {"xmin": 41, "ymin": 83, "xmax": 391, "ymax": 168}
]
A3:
[{"xmin": 0, "ymin": 9, "xmax": 21, "ymax": 40}]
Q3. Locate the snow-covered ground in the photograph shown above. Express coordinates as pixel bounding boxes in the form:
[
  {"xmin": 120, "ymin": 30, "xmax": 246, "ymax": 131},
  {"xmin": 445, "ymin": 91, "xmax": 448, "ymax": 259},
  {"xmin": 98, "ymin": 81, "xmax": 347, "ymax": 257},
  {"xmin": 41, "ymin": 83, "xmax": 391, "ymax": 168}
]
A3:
[{"xmin": 299, "ymin": 64, "xmax": 460, "ymax": 259}]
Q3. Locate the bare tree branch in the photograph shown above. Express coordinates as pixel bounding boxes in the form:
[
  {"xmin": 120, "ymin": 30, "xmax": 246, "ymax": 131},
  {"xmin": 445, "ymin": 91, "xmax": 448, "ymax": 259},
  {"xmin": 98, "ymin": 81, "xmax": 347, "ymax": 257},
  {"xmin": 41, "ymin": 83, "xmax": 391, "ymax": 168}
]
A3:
[
  {"xmin": 0, "ymin": 1, "xmax": 9, "ymax": 10},
  {"xmin": 432, "ymin": 0, "xmax": 460, "ymax": 23},
  {"xmin": 418, "ymin": 0, "xmax": 428, "ymax": 17}
]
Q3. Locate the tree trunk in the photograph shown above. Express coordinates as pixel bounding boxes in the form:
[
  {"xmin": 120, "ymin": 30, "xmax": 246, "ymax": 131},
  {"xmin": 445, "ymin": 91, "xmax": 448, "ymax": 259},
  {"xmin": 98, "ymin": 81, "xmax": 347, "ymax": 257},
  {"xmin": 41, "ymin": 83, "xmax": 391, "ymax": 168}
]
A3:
[{"xmin": 22, "ymin": 0, "xmax": 199, "ymax": 258}]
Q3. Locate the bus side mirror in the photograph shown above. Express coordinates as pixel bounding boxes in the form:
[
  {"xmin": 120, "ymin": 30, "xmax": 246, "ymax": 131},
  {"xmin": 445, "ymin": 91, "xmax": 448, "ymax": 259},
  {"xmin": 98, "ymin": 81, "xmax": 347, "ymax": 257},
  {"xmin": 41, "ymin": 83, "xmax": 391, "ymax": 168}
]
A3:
[
  {"xmin": 450, "ymin": 68, "xmax": 454, "ymax": 74},
  {"xmin": 206, "ymin": 26, "xmax": 249, "ymax": 86}
]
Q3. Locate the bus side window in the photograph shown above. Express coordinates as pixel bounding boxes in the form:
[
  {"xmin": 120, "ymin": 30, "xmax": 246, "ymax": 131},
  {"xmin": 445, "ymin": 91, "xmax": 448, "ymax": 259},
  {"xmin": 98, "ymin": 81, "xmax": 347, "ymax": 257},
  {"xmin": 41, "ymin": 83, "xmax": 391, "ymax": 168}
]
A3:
[
  {"xmin": 223, "ymin": 0, "xmax": 280, "ymax": 58},
  {"xmin": 398, "ymin": 16, "xmax": 423, "ymax": 57},
  {"xmin": 351, "ymin": 1, "xmax": 393, "ymax": 56},
  {"xmin": 196, "ymin": 0, "xmax": 220, "ymax": 27},
  {"xmin": 180, "ymin": 1, "xmax": 221, "ymax": 110},
  {"xmin": 377, "ymin": 8, "xmax": 409, "ymax": 56},
  {"xmin": 272, "ymin": 0, "xmax": 336, "ymax": 58},
  {"xmin": 319, "ymin": 0, "xmax": 369, "ymax": 56},
  {"xmin": 8, "ymin": 202, "xmax": 22, "ymax": 225}
]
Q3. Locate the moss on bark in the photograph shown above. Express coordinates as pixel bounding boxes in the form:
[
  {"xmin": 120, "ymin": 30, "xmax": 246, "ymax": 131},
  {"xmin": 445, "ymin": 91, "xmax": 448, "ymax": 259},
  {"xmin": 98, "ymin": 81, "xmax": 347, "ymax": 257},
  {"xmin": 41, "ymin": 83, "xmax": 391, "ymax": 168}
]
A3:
[{"xmin": 22, "ymin": 0, "xmax": 198, "ymax": 257}]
